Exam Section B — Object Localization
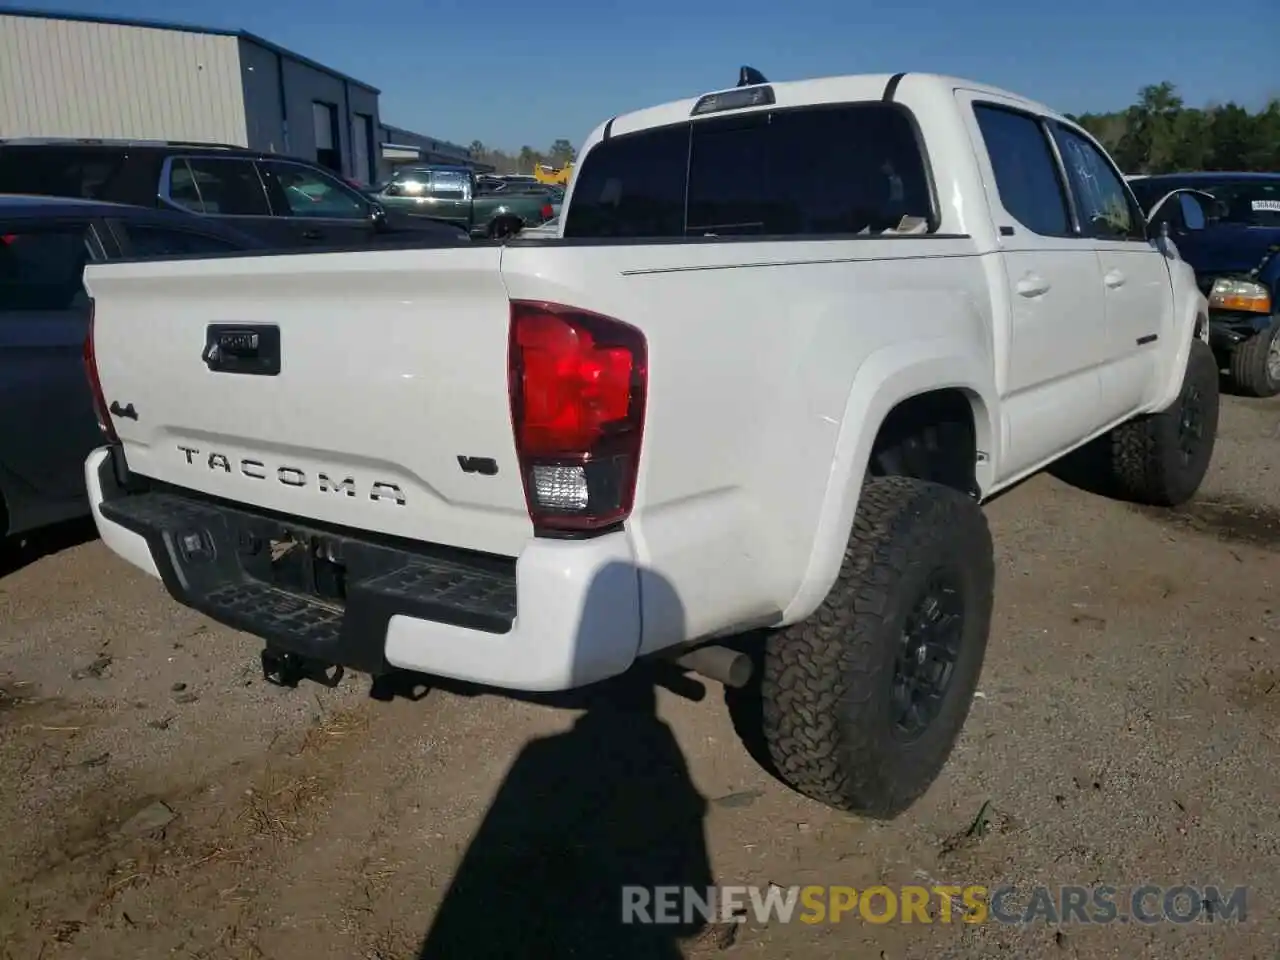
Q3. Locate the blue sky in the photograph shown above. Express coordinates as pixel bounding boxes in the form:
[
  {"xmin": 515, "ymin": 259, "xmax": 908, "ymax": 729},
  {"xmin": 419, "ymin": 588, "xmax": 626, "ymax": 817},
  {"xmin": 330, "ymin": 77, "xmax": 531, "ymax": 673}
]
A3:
[{"xmin": 8, "ymin": 0, "xmax": 1277, "ymax": 152}]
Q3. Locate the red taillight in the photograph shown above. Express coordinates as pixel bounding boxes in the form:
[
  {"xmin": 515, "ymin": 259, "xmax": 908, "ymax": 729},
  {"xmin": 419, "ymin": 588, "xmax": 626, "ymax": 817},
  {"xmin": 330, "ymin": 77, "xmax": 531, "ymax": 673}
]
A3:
[
  {"xmin": 540, "ymin": 203, "xmax": 553, "ymax": 220},
  {"xmin": 82, "ymin": 299, "xmax": 118, "ymax": 442},
  {"xmin": 508, "ymin": 300, "xmax": 646, "ymax": 533}
]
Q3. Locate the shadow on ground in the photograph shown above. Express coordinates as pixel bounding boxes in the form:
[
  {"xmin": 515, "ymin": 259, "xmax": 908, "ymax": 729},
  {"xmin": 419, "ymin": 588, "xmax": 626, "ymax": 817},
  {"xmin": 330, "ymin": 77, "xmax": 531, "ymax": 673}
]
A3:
[
  {"xmin": 0, "ymin": 516, "xmax": 98, "ymax": 580},
  {"xmin": 415, "ymin": 672, "xmax": 716, "ymax": 959}
]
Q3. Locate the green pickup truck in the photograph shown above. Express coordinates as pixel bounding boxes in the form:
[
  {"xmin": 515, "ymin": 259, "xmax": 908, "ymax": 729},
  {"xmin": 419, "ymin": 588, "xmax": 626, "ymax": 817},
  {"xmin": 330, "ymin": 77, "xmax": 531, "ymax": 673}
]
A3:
[{"xmin": 371, "ymin": 166, "xmax": 554, "ymax": 238}]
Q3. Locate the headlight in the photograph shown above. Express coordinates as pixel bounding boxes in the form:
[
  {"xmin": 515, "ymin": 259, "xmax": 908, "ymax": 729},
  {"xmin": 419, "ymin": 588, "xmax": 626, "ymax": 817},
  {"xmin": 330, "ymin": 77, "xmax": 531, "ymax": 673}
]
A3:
[{"xmin": 1208, "ymin": 278, "xmax": 1272, "ymax": 314}]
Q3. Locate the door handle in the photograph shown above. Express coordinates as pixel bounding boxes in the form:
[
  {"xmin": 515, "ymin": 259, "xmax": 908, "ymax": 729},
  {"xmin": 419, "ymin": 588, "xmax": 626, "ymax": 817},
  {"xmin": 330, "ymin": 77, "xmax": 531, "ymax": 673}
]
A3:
[
  {"xmin": 1015, "ymin": 273, "xmax": 1051, "ymax": 298},
  {"xmin": 300, "ymin": 229, "xmax": 323, "ymax": 240},
  {"xmin": 1104, "ymin": 269, "xmax": 1126, "ymax": 289},
  {"xmin": 203, "ymin": 324, "xmax": 281, "ymax": 376}
]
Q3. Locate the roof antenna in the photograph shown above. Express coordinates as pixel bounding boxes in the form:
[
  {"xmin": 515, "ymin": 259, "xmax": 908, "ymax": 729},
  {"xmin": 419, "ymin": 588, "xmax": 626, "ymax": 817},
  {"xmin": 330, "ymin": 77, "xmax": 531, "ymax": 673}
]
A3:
[{"xmin": 738, "ymin": 66, "xmax": 768, "ymax": 87}]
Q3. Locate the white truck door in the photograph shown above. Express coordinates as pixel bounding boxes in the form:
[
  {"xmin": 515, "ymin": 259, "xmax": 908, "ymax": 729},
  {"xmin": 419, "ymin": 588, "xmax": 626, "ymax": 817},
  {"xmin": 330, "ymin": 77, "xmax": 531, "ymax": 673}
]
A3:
[
  {"xmin": 961, "ymin": 95, "xmax": 1109, "ymax": 481},
  {"xmin": 1049, "ymin": 123, "xmax": 1174, "ymax": 417}
]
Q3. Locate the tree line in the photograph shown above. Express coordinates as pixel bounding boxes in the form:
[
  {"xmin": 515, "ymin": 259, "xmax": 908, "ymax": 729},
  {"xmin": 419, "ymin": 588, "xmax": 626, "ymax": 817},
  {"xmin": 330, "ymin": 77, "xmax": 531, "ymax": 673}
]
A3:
[
  {"xmin": 1068, "ymin": 82, "xmax": 1279, "ymax": 174},
  {"xmin": 465, "ymin": 81, "xmax": 1278, "ymax": 178},
  {"xmin": 466, "ymin": 139, "xmax": 577, "ymax": 175}
]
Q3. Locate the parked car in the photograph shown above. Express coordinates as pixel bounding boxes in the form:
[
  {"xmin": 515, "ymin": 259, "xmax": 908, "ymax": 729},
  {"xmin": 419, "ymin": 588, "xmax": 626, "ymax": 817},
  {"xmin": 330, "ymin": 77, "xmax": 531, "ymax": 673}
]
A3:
[
  {"xmin": 372, "ymin": 165, "xmax": 554, "ymax": 238},
  {"xmin": 0, "ymin": 193, "xmax": 266, "ymax": 540},
  {"xmin": 79, "ymin": 69, "xmax": 1214, "ymax": 819},
  {"xmin": 1129, "ymin": 172, "xmax": 1280, "ymax": 396},
  {"xmin": 0, "ymin": 139, "xmax": 469, "ymax": 248}
]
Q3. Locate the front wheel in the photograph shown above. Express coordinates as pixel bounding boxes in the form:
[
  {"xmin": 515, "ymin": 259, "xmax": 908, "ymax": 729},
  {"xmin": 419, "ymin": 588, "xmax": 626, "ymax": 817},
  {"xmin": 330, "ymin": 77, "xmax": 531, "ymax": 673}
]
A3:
[
  {"xmin": 759, "ymin": 476, "xmax": 994, "ymax": 819},
  {"xmin": 1106, "ymin": 338, "xmax": 1220, "ymax": 507},
  {"xmin": 1227, "ymin": 317, "xmax": 1280, "ymax": 398}
]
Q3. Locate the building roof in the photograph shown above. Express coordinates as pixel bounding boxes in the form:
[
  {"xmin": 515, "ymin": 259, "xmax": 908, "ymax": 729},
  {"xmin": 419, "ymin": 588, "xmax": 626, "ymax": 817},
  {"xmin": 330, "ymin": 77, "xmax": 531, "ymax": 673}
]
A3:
[
  {"xmin": 380, "ymin": 123, "xmax": 470, "ymax": 158},
  {"xmin": 0, "ymin": 6, "xmax": 380, "ymax": 94}
]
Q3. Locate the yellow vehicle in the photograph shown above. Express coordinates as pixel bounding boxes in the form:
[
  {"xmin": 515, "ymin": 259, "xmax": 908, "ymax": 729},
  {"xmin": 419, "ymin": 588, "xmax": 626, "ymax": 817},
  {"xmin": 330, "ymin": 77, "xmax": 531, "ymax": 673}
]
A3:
[{"xmin": 533, "ymin": 162, "xmax": 572, "ymax": 186}]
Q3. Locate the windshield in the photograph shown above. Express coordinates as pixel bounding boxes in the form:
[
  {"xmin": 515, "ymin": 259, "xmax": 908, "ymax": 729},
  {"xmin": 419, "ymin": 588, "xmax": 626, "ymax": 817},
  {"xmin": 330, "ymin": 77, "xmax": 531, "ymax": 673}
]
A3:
[{"xmin": 1133, "ymin": 177, "xmax": 1280, "ymax": 228}]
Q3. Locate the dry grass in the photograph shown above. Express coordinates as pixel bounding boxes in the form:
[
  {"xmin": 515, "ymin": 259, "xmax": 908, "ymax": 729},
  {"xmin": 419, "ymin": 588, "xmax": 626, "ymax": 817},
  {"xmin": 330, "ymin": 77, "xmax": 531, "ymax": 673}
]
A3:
[
  {"xmin": 295, "ymin": 705, "xmax": 371, "ymax": 757},
  {"xmin": 238, "ymin": 774, "xmax": 328, "ymax": 843}
]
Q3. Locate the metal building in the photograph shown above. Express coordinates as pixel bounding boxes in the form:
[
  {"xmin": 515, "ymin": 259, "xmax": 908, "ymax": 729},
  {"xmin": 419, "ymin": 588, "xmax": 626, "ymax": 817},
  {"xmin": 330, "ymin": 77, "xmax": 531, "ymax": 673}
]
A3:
[
  {"xmin": 0, "ymin": 9, "xmax": 385, "ymax": 183},
  {"xmin": 378, "ymin": 123, "xmax": 492, "ymax": 179}
]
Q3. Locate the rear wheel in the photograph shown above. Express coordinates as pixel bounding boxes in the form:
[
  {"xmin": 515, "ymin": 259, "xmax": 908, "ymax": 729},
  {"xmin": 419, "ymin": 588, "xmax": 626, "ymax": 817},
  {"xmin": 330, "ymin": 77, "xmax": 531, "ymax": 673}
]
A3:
[
  {"xmin": 759, "ymin": 476, "xmax": 994, "ymax": 818},
  {"xmin": 1227, "ymin": 317, "xmax": 1280, "ymax": 398},
  {"xmin": 1106, "ymin": 338, "xmax": 1220, "ymax": 507}
]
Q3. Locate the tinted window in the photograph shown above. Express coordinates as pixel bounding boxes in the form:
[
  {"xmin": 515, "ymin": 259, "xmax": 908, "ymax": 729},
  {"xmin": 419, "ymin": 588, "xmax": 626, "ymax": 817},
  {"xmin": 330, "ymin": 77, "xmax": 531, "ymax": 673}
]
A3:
[
  {"xmin": 972, "ymin": 106, "xmax": 1071, "ymax": 237},
  {"xmin": 0, "ymin": 227, "xmax": 92, "ymax": 311},
  {"xmin": 564, "ymin": 103, "xmax": 933, "ymax": 239},
  {"xmin": 122, "ymin": 224, "xmax": 246, "ymax": 256},
  {"xmin": 167, "ymin": 158, "xmax": 271, "ymax": 217},
  {"xmin": 260, "ymin": 161, "xmax": 369, "ymax": 219},
  {"xmin": 0, "ymin": 148, "xmax": 126, "ymax": 200},
  {"xmin": 564, "ymin": 123, "xmax": 687, "ymax": 238},
  {"xmin": 1051, "ymin": 126, "xmax": 1143, "ymax": 241},
  {"xmin": 1184, "ymin": 180, "xmax": 1280, "ymax": 228}
]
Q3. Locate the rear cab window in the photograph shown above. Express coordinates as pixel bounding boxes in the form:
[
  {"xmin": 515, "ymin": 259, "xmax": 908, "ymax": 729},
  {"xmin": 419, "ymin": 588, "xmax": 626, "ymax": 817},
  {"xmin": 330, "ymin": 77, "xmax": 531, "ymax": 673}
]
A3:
[{"xmin": 563, "ymin": 102, "xmax": 936, "ymax": 239}]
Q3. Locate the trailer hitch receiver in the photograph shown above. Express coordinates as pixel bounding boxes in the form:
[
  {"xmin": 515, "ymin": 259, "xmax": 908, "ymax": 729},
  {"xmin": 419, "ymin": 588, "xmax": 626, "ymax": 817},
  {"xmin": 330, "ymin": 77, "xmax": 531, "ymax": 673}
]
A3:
[{"xmin": 260, "ymin": 648, "xmax": 344, "ymax": 689}]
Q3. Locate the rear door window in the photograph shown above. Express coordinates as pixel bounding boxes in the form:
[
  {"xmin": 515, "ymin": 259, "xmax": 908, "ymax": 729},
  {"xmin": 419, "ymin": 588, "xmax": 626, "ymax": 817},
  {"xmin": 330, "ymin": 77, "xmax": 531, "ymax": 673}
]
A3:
[
  {"xmin": 166, "ymin": 157, "xmax": 271, "ymax": 217},
  {"xmin": 564, "ymin": 102, "xmax": 935, "ymax": 239},
  {"xmin": 972, "ymin": 105, "xmax": 1072, "ymax": 238},
  {"xmin": 0, "ymin": 226, "xmax": 94, "ymax": 311}
]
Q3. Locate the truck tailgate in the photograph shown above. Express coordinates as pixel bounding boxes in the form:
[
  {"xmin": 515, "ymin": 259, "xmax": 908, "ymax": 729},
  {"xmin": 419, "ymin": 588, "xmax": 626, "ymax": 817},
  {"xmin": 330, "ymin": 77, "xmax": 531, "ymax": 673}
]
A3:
[{"xmin": 82, "ymin": 246, "xmax": 534, "ymax": 558}]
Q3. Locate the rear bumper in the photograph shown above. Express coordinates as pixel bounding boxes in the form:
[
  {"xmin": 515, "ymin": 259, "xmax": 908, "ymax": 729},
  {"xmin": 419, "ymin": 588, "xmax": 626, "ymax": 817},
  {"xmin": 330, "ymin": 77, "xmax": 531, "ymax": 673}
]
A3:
[{"xmin": 85, "ymin": 445, "xmax": 642, "ymax": 691}]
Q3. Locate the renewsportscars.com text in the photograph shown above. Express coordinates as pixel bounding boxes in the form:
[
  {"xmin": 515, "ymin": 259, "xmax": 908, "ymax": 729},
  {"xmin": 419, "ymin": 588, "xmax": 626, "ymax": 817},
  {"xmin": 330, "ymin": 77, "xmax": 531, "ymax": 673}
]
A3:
[{"xmin": 621, "ymin": 884, "xmax": 1248, "ymax": 926}]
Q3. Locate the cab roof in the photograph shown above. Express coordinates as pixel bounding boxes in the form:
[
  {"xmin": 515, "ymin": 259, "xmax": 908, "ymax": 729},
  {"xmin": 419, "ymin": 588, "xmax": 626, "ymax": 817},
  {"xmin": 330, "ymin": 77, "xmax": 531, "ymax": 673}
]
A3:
[{"xmin": 598, "ymin": 72, "xmax": 1063, "ymax": 141}]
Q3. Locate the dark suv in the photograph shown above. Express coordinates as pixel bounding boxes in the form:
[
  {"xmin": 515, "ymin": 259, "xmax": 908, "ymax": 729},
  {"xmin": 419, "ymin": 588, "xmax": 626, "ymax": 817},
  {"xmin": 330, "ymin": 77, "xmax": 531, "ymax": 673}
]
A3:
[
  {"xmin": 0, "ymin": 139, "xmax": 469, "ymax": 248},
  {"xmin": 0, "ymin": 194, "xmax": 268, "ymax": 540}
]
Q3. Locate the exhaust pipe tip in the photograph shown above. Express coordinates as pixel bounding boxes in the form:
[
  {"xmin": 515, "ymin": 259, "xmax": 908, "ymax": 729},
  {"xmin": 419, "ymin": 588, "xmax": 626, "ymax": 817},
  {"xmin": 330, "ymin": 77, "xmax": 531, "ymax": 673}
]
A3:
[{"xmin": 673, "ymin": 644, "xmax": 754, "ymax": 689}]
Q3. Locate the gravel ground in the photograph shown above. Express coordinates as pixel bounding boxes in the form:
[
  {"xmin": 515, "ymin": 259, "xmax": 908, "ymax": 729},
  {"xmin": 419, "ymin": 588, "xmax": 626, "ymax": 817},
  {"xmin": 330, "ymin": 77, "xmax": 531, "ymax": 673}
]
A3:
[{"xmin": 1, "ymin": 394, "xmax": 1277, "ymax": 960}]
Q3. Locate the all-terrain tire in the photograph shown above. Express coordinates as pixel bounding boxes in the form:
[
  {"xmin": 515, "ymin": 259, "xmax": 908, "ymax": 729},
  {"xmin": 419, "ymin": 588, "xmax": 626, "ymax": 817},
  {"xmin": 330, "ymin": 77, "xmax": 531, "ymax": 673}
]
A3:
[
  {"xmin": 1107, "ymin": 338, "xmax": 1220, "ymax": 507},
  {"xmin": 1227, "ymin": 317, "xmax": 1280, "ymax": 398},
  {"xmin": 759, "ymin": 476, "xmax": 994, "ymax": 819}
]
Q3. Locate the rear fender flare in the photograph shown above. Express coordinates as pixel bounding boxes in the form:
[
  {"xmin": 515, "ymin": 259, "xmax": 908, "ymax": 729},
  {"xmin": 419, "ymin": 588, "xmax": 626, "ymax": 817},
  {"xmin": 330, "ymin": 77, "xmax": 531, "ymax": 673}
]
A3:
[
  {"xmin": 779, "ymin": 340, "xmax": 998, "ymax": 625},
  {"xmin": 1151, "ymin": 281, "xmax": 1210, "ymax": 413}
]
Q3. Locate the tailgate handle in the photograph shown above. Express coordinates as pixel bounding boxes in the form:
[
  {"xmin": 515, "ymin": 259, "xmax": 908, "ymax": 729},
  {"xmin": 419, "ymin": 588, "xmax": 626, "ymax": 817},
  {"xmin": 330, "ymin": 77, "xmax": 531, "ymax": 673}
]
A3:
[{"xmin": 203, "ymin": 324, "xmax": 281, "ymax": 376}]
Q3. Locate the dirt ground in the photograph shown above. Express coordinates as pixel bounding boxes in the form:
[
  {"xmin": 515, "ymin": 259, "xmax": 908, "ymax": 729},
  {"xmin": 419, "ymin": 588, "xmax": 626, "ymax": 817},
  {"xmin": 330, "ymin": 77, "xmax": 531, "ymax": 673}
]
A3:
[{"xmin": 1, "ymin": 394, "xmax": 1278, "ymax": 960}]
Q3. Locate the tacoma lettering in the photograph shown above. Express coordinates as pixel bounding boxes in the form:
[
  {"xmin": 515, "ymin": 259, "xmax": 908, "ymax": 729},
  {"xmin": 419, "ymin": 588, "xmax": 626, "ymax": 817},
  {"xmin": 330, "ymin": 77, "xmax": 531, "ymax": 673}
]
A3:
[{"xmin": 175, "ymin": 445, "xmax": 405, "ymax": 505}]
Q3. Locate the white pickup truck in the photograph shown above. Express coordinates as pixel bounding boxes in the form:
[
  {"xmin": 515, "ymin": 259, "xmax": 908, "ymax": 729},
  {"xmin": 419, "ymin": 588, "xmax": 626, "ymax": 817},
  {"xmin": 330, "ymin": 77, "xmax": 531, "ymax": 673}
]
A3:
[{"xmin": 81, "ymin": 69, "xmax": 1216, "ymax": 818}]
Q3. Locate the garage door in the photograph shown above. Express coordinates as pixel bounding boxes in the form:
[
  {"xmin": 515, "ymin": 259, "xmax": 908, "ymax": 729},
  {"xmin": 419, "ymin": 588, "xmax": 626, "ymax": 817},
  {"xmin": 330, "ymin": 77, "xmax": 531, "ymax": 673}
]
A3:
[{"xmin": 353, "ymin": 114, "xmax": 372, "ymax": 186}]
